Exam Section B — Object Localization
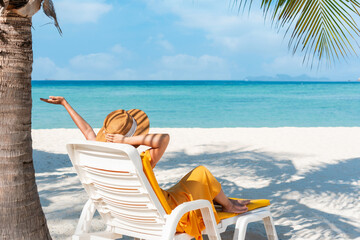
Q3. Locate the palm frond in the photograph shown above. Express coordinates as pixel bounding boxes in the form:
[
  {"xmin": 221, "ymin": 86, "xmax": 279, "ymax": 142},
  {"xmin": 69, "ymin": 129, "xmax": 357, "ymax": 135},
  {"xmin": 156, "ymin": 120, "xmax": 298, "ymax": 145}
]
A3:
[
  {"xmin": 236, "ymin": 0, "xmax": 360, "ymax": 66},
  {"xmin": 42, "ymin": 0, "xmax": 62, "ymax": 34}
]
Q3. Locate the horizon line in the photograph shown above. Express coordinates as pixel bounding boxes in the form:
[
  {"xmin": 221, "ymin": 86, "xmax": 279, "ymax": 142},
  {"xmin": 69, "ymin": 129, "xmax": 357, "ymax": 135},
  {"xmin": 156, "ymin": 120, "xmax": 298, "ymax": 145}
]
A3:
[{"xmin": 31, "ymin": 80, "xmax": 360, "ymax": 83}]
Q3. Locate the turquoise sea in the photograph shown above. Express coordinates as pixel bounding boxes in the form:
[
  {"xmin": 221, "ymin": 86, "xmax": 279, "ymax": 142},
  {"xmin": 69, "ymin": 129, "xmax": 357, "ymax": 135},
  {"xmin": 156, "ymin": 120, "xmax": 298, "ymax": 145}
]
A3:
[{"xmin": 32, "ymin": 81, "xmax": 360, "ymax": 129}]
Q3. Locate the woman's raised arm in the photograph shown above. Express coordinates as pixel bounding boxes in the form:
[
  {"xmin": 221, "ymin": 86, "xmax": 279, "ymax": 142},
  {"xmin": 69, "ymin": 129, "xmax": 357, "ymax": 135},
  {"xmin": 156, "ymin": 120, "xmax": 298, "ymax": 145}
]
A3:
[
  {"xmin": 40, "ymin": 96, "xmax": 96, "ymax": 141},
  {"xmin": 105, "ymin": 133, "xmax": 170, "ymax": 168}
]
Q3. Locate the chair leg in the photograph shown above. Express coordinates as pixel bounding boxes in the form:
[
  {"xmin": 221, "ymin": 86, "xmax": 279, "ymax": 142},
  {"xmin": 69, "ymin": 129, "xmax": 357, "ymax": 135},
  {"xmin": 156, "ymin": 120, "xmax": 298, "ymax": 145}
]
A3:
[
  {"xmin": 200, "ymin": 207, "xmax": 221, "ymax": 240},
  {"xmin": 164, "ymin": 200, "xmax": 221, "ymax": 240},
  {"xmin": 233, "ymin": 218, "xmax": 248, "ymax": 240},
  {"xmin": 74, "ymin": 199, "xmax": 96, "ymax": 236},
  {"xmin": 263, "ymin": 216, "xmax": 278, "ymax": 240}
]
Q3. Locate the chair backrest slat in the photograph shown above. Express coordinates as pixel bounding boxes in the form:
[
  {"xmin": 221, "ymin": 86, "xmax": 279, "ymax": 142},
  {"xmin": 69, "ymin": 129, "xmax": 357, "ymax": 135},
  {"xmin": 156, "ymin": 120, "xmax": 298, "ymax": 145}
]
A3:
[{"xmin": 67, "ymin": 141, "xmax": 167, "ymax": 239}]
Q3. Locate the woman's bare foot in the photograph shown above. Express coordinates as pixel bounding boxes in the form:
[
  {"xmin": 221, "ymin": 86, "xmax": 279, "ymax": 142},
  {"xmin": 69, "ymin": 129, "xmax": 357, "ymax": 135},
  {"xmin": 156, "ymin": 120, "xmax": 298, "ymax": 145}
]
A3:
[{"xmin": 222, "ymin": 199, "xmax": 250, "ymax": 214}]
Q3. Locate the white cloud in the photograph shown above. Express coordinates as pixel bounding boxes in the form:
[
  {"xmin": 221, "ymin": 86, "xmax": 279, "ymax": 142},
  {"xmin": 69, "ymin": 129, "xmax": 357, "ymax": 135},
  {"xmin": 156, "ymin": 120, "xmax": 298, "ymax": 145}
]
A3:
[
  {"xmin": 32, "ymin": 57, "xmax": 71, "ymax": 80},
  {"xmin": 145, "ymin": 0, "xmax": 284, "ymax": 54},
  {"xmin": 147, "ymin": 34, "xmax": 175, "ymax": 51},
  {"xmin": 150, "ymin": 54, "xmax": 231, "ymax": 80},
  {"xmin": 33, "ymin": 57, "xmax": 56, "ymax": 73},
  {"xmin": 111, "ymin": 44, "xmax": 133, "ymax": 59},
  {"xmin": 112, "ymin": 69, "xmax": 139, "ymax": 80},
  {"xmin": 144, "ymin": 0, "xmax": 360, "ymax": 80},
  {"xmin": 32, "ymin": 44, "xmax": 138, "ymax": 80},
  {"xmin": 145, "ymin": 0, "xmax": 360, "ymax": 80},
  {"xmin": 157, "ymin": 38, "xmax": 174, "ymax": 51},
  {"xmin": 156, "ymin": 34, "xmax": 174, "ymax": 51},
  {"xmin": 56, "ymin": 0, "xmax": 112, "ymax": 24},
  {"xmin": 162, "ymin": 54, "xmax": 224, "ymax": 69},
  {"xmin": 262, "ymin": 55, "xmax": 308, "ymax": 76},
  {"xmin": 33, "ymin": 52, "xmax": 231, "ymax": 80},
  {"xmin": 111, "ymin": 44, "xmax": 126, "ymax": 54},
  {"xmin": 70, "ymin": 53, "xmax": 117, "ymax": 71}
]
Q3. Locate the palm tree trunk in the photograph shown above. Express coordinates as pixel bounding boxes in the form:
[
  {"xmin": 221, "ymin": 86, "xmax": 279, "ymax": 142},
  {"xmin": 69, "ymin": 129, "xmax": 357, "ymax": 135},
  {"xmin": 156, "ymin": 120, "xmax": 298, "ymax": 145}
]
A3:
[{"xmin": 0, "ymin": 13, "xmax": 52, "ymax": 239}]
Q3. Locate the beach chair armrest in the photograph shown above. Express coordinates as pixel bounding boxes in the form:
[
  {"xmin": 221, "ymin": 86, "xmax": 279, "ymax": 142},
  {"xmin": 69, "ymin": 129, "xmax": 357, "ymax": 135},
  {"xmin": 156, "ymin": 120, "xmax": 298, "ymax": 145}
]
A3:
[{"xmin": 163, "ymin": 200, "xmax": 220, "ymax": 240}]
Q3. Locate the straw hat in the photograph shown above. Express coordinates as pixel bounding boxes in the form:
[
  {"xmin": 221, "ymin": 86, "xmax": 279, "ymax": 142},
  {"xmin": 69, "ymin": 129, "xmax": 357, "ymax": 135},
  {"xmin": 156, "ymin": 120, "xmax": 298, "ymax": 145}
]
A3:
[{"xmin": 96, "ymin": 109, "xmax": 150, "ymax": 142}]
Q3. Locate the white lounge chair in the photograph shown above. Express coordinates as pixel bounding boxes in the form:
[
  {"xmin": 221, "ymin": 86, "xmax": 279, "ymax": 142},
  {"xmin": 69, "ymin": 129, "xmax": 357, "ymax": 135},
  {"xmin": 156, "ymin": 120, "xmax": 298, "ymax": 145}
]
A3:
[{"xmin": 66, "ymin": 140, "xmax": 278, "ymax": 240}]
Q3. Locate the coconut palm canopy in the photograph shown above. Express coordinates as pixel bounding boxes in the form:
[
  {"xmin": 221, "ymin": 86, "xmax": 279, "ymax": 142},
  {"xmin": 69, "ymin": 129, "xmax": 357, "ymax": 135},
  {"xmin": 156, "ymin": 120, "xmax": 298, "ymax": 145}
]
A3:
[
  {"xmin": 0, "ymin": 0, "xmax": 61, "ymax": 32},
  {"xmin": 237, "ymin": 0, "xmax": 360, "ymax": 65}
]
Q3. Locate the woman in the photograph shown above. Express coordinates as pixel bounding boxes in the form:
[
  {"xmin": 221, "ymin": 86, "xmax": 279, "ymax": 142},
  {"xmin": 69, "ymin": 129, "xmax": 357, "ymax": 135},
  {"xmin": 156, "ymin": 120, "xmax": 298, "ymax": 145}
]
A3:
[{"xmin": 41, "ymin": 96, "xmax": 250, "ymax": 239}]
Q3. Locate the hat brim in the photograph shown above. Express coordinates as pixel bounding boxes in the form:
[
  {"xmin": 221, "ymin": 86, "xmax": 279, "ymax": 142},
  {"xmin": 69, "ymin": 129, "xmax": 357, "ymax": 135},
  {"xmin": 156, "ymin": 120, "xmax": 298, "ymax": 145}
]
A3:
[
  {"xmin": 96, "ymin": 109, "xmax": 150, "ymax": 142},
  {"xmin": 126, "ymin": 109, "xmax": 150, "ymax": 136}
]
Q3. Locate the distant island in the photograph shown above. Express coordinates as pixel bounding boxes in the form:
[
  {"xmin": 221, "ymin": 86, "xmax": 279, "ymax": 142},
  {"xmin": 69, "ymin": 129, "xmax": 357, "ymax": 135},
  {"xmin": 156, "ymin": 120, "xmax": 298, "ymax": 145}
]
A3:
[{"xmin": 244, "ymin": 74, "xmax": 331, "ymax": 82}]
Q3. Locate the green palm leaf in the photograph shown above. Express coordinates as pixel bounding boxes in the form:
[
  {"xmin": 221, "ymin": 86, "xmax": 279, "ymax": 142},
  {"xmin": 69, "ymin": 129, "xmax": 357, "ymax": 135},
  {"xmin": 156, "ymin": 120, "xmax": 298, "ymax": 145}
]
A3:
[{"xmin": 237, "ymin": 0, "xmax": 360, "ymax": 66}]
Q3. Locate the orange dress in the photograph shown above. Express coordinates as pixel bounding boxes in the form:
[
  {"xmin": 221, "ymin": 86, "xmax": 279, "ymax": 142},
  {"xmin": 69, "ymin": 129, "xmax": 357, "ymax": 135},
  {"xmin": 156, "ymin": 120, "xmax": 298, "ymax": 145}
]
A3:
[
  {"xmin": 164, "ymin": 165, "xmax": 222, "ymax": 238},
  {"xmin": 140, "ymin": 150, "xmax": 270, "ymax": 240}
]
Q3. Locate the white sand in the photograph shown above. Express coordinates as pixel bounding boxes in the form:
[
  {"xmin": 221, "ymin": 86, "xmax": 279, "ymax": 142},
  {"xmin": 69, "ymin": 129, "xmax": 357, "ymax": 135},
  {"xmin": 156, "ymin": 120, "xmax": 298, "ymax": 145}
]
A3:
[{"xmin": 32, "ymin": 128, "xmax": 360, "ymax": 240}]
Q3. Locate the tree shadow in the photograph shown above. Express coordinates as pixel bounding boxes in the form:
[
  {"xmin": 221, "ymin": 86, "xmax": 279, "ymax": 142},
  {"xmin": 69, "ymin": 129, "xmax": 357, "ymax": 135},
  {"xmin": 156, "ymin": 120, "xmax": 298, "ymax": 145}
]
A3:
[
  {"xmin": 33, "ymin": 147, "xmax": 360, "ymax": 240},
  {"xmin": 33, "ymin": 150, "xmax": 73, "ymax": 173},
  {"xmin": 33, "ymin": 149, "xmax": 108, "ymax": 239},
  {"xmin": 156, "ymin": 146, "xmax": 360, "ymax": 239}
]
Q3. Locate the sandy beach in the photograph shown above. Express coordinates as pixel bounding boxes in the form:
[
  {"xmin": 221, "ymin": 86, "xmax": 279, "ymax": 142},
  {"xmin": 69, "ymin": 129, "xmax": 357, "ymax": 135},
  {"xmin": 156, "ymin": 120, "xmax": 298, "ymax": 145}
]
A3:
[{"xmin": 32, "ymin": 127, "xmax": 360, "ymax": 240}]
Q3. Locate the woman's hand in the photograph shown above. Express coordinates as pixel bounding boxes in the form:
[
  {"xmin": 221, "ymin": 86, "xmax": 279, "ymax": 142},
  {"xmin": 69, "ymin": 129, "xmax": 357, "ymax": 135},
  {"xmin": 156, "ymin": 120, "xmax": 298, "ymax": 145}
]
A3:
[
  {"xmin": 40, "ymin": 96, "xmax": 66, "ymax": 105},
  {"xmin": 40, "ymin": 96, "xmax": 96, "ymax": 141},
  {"xmin": 105, "ymin": 133, "xmax": 127, "ymax": 143}
]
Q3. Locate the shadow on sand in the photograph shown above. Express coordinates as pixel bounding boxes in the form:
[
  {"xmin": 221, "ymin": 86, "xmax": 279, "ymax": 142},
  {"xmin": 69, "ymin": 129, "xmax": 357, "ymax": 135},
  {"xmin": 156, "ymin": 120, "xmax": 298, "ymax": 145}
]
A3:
[{"xmin": 33, "ymin": 146, "xmax": 360, "ymax": 240}]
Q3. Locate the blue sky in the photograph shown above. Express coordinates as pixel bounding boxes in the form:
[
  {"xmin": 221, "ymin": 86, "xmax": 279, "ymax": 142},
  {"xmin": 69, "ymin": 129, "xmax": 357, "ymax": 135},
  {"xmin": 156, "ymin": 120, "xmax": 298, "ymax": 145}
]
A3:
[{"xmin": 31, "ymin": 0, "xmax": 360, "ymax": 81}]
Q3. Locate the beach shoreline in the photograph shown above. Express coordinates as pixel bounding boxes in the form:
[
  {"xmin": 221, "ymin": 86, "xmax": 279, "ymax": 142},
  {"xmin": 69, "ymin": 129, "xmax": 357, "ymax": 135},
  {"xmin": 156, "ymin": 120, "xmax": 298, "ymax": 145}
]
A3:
[{"xmin": 33, "ymin": 127, "xmax": 360, "ymax": 240}]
